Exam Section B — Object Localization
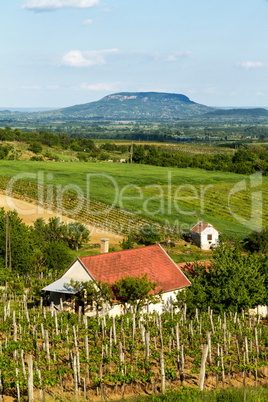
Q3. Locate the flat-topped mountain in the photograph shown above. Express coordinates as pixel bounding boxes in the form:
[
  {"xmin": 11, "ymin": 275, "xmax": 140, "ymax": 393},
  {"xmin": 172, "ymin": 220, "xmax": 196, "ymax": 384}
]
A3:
[
  {"xmin": 36, "ymin": 92, "xmax": 213, "ymax": 121},
  {"xmin": 1, "ymin": 92, "xmax": 268, "ymax": 124},
  {"xmin": 18, "ymin": 92, "xmax": 213, "ymax": 121}
]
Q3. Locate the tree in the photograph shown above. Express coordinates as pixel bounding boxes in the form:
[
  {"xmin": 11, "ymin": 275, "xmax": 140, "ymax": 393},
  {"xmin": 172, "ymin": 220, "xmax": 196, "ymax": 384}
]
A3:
[
  {"xmin": 65, "ymin": 222, "xmax": 90, "ymax": 251},
  {"xmin": 28, "ymin": 141, "xmax": 42, "ymax": 154},
  {"xmin": 177, "ymin": 244, "xmax": 266, "ymax": 315},
  {"xmin": 42, "ymin": 241, "xmax": 73, "ymax": 273},
  {"xmin": 0, "ymin": 209, "xmax": 34, "ymax": 273},
  {"xmin": 132, "ymin": 145, "xmax": 145, "ymax": 163},
  {"xmin": 33, "ymin": 217, "xmax": 66, "ymax": 244},
  {"xmin": 111, "ymin": 274, "xmax": 162, "ymax": 313},
  {"xmin": 119, "ymin": 234, "xmax": 134, "ymax": 250},
  {"xmin": 70, "ymin": 279, "xmax": 113, "ymax": 316},
  {"xmin": 133, "ymin": 225, "xmax": 161, "ymax": 246},
  {"xmin": 232, "ymin": 147, "xmax": 256, "ymax": 163},
  {"xmin": 244, "ymin": 228, "xmax": 268, "ymax": 254},
  {"xmin": 32, "ymin": 217, "xmax": 73, "ymax": 274}
]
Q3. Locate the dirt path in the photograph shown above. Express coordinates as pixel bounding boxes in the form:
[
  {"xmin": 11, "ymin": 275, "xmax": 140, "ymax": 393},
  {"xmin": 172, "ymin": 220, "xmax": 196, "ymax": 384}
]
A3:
[{"xmin": 0, "ymin": 192, "xmax": 123, "ymax": 245}]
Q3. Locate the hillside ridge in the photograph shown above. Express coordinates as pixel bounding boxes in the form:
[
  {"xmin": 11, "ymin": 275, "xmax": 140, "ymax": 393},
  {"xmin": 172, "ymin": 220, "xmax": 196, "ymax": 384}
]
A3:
[
  {"xmin": 0, "ymin": 92, "xmax": 212, "ymax": 122},
  {"xmin": 1, "ymin": 92, "xmax": 268, "ymax": 123}
]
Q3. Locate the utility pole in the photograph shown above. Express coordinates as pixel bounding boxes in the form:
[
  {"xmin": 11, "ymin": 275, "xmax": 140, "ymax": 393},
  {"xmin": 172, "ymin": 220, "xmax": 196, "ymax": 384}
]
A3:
[
  {"xmin": 130, "ymin": 142, "xmax": 133, "ymax": 164},
  {"xmin": 5, "ymin": 215, "xmax": 11, "ymax": 271},
  {"xmin": 9, "ymin": 219, "xmax": 11, "ymax": 271},
  {"xmin": 5, "ymin": 215, "xmax": 8, "ymax": 269},
  {"xmin": 14, "ymin": 133, "xmax": 16, "ymax": 161}
]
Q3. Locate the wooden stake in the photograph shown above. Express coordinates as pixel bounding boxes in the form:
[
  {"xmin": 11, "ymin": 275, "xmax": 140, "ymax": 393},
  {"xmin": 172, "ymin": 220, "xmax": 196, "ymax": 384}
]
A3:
[
  {"xmin": 220, "ymin": 347, "xmax": 225, "ymax": 388},
  {"xmin": 27, "ymin": 355, "xmax": 34, "ymax": 402},
  {"xmin": 5, "ymin": 215, "xmax": 8, "ymax": 270},
  {"xmin": 73, "ymin": 355, "xmax": 78, "ymax": 401},
  {"xmin": 207, "ymin": 332, "xmax": 211, "ymax": 365},
  {"xmin": 198, "ymin": 344, "xmax": 208, "ymax": 391},
  {"xmin": 180, "ymin": 344, "xmax": 185, "ymax": 384},
  {"xmin": 160, "ymin": 349, "xmax": 165, "ymax": 394},
  {"xmin": 16, "ymin": 368, "xmax": 20, "ymax": 402}
]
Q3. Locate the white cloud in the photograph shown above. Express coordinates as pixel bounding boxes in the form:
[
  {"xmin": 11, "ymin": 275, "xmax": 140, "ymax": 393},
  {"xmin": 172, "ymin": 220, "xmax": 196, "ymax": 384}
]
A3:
[
  {"xmin": 237, "ymin": 61, "xmax": 265, "ymax": 70},
  {"xmin": 79, "ymin": 82, "xmax": 119, "ymax": 91},
  {"xmin": 166, "ymin": 55, "xmax": 177, "ymax": 62},
  {"xmin": 22, "ymin": 85, "xmax": 42, "ymax": 90},
  {"xmin": 126, "ymin": 50, "xmax": 193, "ymax": 62},
  {"xmin": 166, "ymin": 51, "xmax": 193, "ymax": 62},
  {"xmin": 82, "ymin": 19, "xmax": 94, "ymax": 25},
  {"xmin": 59, "ymin": 49, "xmax": 192, "ymax": 68},
  {"xmin": 61, "ymin": 49, "xmax": 119, "ymax": 67},
  {"xmin": 47, "ymin": 85, "xmax": 60, "ymax": 90},
  {"xmin": 22, "ymin": 0, "xmax": 98, "ymax": 11}
]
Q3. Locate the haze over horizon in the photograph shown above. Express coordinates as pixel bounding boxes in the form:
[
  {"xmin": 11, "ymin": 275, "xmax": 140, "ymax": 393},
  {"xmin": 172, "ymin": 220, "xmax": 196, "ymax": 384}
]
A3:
[{"xmin": 2, "ymin": 1, "xmax": 268, "ymax": 109}]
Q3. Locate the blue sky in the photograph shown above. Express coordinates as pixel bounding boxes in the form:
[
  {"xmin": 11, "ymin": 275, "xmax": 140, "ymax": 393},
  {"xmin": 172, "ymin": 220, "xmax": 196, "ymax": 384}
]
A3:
[{"xmin": 1, "ymin": 0, "xmax": 268, "ymax": 108}]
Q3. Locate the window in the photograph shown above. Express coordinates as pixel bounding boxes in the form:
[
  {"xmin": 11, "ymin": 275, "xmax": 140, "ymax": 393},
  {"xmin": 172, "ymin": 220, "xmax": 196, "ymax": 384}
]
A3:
[{"xmin": 207, "ymin": 234, "xmax": 212, "ymax": 241}]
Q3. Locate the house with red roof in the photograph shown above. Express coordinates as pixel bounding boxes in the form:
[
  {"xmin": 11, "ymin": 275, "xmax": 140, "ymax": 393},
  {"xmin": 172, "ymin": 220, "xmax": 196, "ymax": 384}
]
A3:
[
  {"xmin": 43, "ymin": 244, "xmax": 191, "ymax": 316},
  {"xmin": 190, "ymin": 221, "xmax": 220, "ymax": 250}
]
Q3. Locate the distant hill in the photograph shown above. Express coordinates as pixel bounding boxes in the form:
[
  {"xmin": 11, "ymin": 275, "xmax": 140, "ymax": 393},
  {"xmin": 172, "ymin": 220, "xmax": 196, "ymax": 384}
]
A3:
[
  {"xmin": 1, "ymin": 93, "xmax": 268, "ymax": 124},
  {"xmin": 53, "ymin": 92, "xmax": 212, "ymax": 120},
  {"xmin": 3, "ymin": 92, "xmax": 213, "ymax": 122},
  {"xmin": 197, "ymin": 108, "xmax": 268, "ymax": 122}
]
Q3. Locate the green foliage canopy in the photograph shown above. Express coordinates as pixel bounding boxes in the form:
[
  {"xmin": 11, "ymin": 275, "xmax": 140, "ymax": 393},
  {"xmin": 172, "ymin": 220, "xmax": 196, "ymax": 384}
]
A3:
[
  {"xmin": 133, "ymin": 225, "xmax": 161, "ymax": 246},
  {"xmin": 244, "ymin": 228, "xmax": 268, "ymax": 254},
  {"xmin": 69, "ymin": 279, "xmax": 113, "ymax": 316},
  {"xmin": 177, "ymin": 244, "xmax": 266, "ymax": 314},
  {"xmin": 0, "ymin": 208, "xmax": 34, "ymax": 273},
  {"xmin": 111, "ymin": 273, "xmax": 162, "ymax": 313}
]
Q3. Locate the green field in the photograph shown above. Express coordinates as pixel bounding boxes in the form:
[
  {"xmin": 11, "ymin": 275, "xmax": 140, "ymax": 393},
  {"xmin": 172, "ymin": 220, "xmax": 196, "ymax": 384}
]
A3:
[{"xmin": 0, "ymin": 160, "xmax": 266, "ymax": 238}]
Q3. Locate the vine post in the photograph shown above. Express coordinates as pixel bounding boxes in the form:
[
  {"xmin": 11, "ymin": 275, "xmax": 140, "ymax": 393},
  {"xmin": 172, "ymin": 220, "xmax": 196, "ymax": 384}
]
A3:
[{"xmin": 198, "ymin": 344, "xmax": 208, "ymax": 391}]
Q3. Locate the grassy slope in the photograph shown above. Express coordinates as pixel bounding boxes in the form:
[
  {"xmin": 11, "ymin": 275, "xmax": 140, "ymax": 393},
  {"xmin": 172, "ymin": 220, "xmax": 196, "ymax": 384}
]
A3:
[{"xmin": 0, "ymin": 160, "xmax": 266, "ymax": 238}]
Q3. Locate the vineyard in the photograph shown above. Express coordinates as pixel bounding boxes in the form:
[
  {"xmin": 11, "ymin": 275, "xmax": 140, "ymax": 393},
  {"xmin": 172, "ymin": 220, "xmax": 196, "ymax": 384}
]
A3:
[
  {"xmin": 0, "ymin": 175, "xmax": 173, "ymax": 238},
  {"xmin": 0, "ymin": 291, "xmax": 267, "ymax": 401},
  {"xmin": 1, "ymin": 160, "xmax": 268, "ymax": 238}
]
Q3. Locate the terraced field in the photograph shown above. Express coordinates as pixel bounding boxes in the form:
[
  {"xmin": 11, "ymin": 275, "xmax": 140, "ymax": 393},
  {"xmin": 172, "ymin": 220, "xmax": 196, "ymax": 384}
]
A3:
[{"xmin": 0, "ymin": 160, "xmax": 266, "ymax": 238}]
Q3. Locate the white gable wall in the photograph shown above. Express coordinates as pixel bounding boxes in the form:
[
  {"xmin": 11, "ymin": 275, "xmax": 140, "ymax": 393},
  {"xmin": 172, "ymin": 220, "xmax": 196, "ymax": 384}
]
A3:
[
  {"xmin": 62, "ymin": 259, "xmax": 93, "ymax": 282},
  {"xmin": 200, "ymin": 227, "xmax": 219, "ymax": 250},
  {"xmin": 191, "ymin": 226, "xmax": 219, "ymax": 250}
]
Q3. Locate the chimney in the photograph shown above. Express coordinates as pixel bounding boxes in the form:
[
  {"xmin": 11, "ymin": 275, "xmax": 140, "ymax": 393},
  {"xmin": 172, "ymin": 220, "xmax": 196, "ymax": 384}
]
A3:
[{"xmin": 100, "ymin": 238, "xmax": 110, "ymax": 254}]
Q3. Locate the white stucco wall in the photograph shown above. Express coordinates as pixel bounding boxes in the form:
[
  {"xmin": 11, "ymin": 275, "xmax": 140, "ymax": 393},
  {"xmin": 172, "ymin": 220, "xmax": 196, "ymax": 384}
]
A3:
[
  {"xmin": 101, "ymin": 289, "xmax": 182, "ymax": 317},
  {"xmin": 62, "ymin": 259, "xmax": 93, "ymax": 282},
  {"xmin": 248, "ymin": 305, "xmax": 268, "ymax": 318},
  {"xmin": 192, "ymin": 227, "xmax": 219, "ymax": 250}
]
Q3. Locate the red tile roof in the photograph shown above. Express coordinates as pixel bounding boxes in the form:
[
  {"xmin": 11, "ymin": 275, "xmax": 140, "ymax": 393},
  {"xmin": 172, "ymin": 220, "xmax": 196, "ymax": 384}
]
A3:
[
  {"xmin": 191, "ymin": 221, "xmax": 219, "ymax": 234},
  {"xmin": 78, "ymin": 244, "xmax": 191, "ymax": 293}
]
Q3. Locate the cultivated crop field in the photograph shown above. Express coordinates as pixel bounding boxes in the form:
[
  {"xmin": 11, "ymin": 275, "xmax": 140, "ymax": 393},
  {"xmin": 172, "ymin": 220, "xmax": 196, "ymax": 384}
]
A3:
[
  {"xmin": 0, "ymin": 292, "xmax": 267, "ymax": 401},
  {"xmin": 0, "ymin": 160, "xmax": 267, "ymax": 237}
]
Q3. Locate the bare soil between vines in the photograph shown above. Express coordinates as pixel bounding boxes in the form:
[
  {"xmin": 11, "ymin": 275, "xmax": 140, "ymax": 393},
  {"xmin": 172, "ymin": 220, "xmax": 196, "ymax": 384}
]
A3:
[{"xmin": 2, "ymin": 367, "xmax": 268, "ymax": 401}]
